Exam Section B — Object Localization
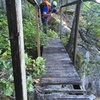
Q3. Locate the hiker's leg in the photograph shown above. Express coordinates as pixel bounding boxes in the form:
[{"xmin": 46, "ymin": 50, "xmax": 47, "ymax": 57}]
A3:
[{"xmin": 43, "ymin": 22, "xmax": 48, "ymax": 34}]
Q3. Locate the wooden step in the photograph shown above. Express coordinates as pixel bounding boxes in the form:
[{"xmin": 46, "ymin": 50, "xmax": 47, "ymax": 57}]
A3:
[
  {"xmin": 39, "ymin": 94, "xmax": 90, "ymax": 100},
  {"xmin": 40, "ymin": 88, "xmax": 86, "ymax": 94},
  {"xmin": 40, "ymin": 77, "xmax": 81, "ymax": 85},
  {"xmin": 41, "ymin": 72, "xmax": 80, "ymax": 78},
  {"xmin": 43, "ymin": 46, "xmax": 66, "ymax": 54}
]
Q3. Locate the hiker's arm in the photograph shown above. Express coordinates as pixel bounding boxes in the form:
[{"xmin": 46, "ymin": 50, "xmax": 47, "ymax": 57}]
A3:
[
  {"xmin": 52, "ymin": 8, "xmax": 60, "ymax": 14},
  {"xmin": 43, "ymin": 6, "xmax": 53, "ymax": 17},
  {"xmin": 43, "ymin": 12, "xmax": 52, "ymax": 17}
]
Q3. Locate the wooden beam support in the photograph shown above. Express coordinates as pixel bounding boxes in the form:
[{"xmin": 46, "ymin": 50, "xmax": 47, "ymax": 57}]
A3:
[
  {"xmin": 60, "ymin": 0, "xmax": 97, "ymax": 9},
  {"xmin": 35, "ymin": 5, "xmax": 41, "ymax": 56},
  {"xmin": 73, "ymin": 2, "xmax": 82, "ymax": 65},
  {"xmin": 27, "ymin": 0, "xmax": 39, "ymax": 6},
  {"xmin": 60, "ymin": 1, "xmax": 78, "ymax": 8},
  {"xmin": 5, "ymin": 0, "xmax": 27, "ymax": 100}
]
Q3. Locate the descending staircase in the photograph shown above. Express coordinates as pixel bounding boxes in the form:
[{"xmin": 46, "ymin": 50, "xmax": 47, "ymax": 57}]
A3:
[{"xmin": 36, "ymin": 38, "xmax": 90, "ymax": 100}]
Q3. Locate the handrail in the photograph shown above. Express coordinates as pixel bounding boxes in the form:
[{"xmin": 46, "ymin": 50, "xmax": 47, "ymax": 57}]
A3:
[
  {"xmin": 27, "ymin": 0, "xmax": 41, "ymax": 56},
  {"xmin": 60, "ymin": 1, "xmax": 78, "ymax": 9},
  {"xmin": 59, "ymin": 0, "xmax": 98, "ymax": 65},
  {"xmin": 59, "ymin": 0, "xmax": 81, "ymax": 66},
  {"xmin": 27, "ymin": 0, "xmax": 39, "ymax": 6}
]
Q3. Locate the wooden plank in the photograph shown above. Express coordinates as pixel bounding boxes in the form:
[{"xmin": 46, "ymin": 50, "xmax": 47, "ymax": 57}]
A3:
[
  {"xmin": 45, "ymin": 64, "xmax": 77, "ymax": 74},
  {"xmin": 45, "ymin": 63, "xmax": 77, "ymax": 69},
  {"xmin": 45, "ymin": 59, "xmax": 71, "ymax": 65},
  {"xmin": 40, "ymin": 77, "xmax": 81, "ymax": 85},
  {"xmin": 41, "ymin": 88, "xmax": 86, "ymax": 94},
  {"xmin": 43, "ymin": 47, "xmax": 66, "ymax": 54},
  {"xmin": 46, "ymin": 67, "xmax": 73, "ymax": 70},
  {"xmin": 45, "ymin": 60, "xmax": 72, "ymax": 66},
  {"xmin": 44, "ymin": 57, "xmax": 71, "ymax": 62},
  {"xmin": 41, "ymin": 73, "xmax": 80, "ymax": 78},
  {"xmin": 6, "ymin": 0, "xmax": 27, "ymax": 100},
  {"xmin": 46, "ymin": 67, "xmax": 75, "ymax": 71},
  {"xmin": 44, "ymin": 38, "xmax": 63, "ymax": 45},
  {"xmin": 43, "ymin": 53, "xmax": 69, "ymax": 58},
  {"xmin": 46, "ymin": 69, "xmax": 76, "ymax": 73},
  {"xmin": 39, "ymin": 94, "xmax": 89, "ymax": 100},
  {"xmin": 44, "ymin": 68, "xmax": 79, "ymax": 75},
  {"xmin": 43, "ymin": 44, "xmax": 64, "ymax": 48}
]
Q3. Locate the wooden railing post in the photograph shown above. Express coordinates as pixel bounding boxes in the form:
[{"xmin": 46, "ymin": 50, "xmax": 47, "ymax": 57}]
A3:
[
  {"xmin": 60, "ymin": 7, "xmax": 62, "ymax": 39},
  {"xmin": 73, "ymin": 2, "xmax": 82, "ymax": 66},
  {"xmin": 5, "ymin": 0, "xmax": 27, "ymax": 100},
  {"xmin": 35, "ymin": 5, "xmax": 41, "ymax": 57}
]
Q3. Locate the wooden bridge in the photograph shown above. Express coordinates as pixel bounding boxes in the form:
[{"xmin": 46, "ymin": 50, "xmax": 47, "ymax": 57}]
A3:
[
  {"xmin": 35, "ymin": 38, "xmax": 90, "ymax": 100},
  {"xmin": 5, "ymin": 0, "xmax": 97, "ymax": 99}
]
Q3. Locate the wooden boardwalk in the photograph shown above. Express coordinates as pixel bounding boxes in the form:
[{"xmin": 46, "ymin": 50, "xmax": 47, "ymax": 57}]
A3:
[{"xmin": 37, "ymin": 38, "xmax": 89, "ymax": 100}]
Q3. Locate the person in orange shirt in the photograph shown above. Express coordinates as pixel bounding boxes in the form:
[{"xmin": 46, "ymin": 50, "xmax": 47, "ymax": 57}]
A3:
[{"xmin": 40, "ymin": 1, "xmax": 58, "ymax": 34}]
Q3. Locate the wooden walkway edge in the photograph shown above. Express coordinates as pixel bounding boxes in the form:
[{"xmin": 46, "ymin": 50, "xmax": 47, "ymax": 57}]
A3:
[
  {"xmin": 40, "ymin": 38, "xmax": 81, "ymax": 85},
  {"xmin": 37, "ymin": 38, "xmax": 90, "ymax": 100}
]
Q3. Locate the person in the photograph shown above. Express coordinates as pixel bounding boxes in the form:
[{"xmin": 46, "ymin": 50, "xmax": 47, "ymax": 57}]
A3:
[{"xmin": 41, "ymin": 0, "xmax": 58, "ymax": 34}]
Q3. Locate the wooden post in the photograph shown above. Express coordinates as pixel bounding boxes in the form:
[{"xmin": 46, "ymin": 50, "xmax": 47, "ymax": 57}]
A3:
[
  {"xmin": 73, "ymin": 2, "xmax": 81, "ymax": 66},
  {"xmin": 60, "ymin": 7, "xmax": 62, "ymax": 39},
  {"xmin": 35, "ymin": 5, "xmax": 41, "ymax": 56},
  {"xmin": 5, "ymin": 0, "xmax": 27, "ymax": 100}
]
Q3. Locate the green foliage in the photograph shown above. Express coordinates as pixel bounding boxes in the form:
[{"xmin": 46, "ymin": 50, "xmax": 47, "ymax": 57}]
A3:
[
  {"xmin": 76, "ymin": 51, "xmax": 100, "ymax": 77},
  {"xmin": 61, "ymin": 34, "xmax": 70, "ymax": 46},
  {"xmin": 0, "ymin": 10, "xmax": 14, "ymax": 97},
  {"xmin": 0, "ymin": 11, "xmax": 9, "ymax": 52},
  {"xmin": 0, "ymin": 51, "xmax": 14, "ymax": 96},
  {"xmin": 0, "ymin": 51, "xmax": 46, "ymax": 96},
  {"xmin": 77, "ymin": 2, "xmax": 100, "ymax": 79},
  {"xmin": 23, "ymin": 3, "xmax": 59, "ymax": 58},
  {"xmin": 0, "ymin": 6, "xmax": 47, "ymax": 98},
  {"xmin": 47, "ymin": 29, "xmax": 58, "ymax": 38},
  {"xmin": 81, "ymin": 1, "xmax": 100, "ymax": 46},
  {"xmin": 23, "ymin": 3, "xmax": 51, "ymax": 58},
  {"xmin": 25, "ymin": 53, "xmax": 46, "ymax": 79},
  {"xmin": 23, "ymin": 18, "xmax": 48, "ymax": 49},
  {"xmin": 0, "ymin": 2, "xmax": 59, "ymax": 98},
  {"xmin": 25, "ymin": 54, "xmax": 46, "ymax": 93}
]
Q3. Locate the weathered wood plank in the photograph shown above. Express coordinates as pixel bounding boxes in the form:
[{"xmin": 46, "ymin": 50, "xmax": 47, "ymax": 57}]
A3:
[
  {"xmin": 39, "ymin": 94, "xmax": 90, "ymax": 100},
  {"xmin": 45, "ymin": 60, "xmax": 72, "ymax": 66},
  {"xmin": 45, "ymin": 64, "xmax": 77, "ymax": 69},
  {"xmin": 43, "ymin": 53, "xmax": 69, "ymax": 59},
  {"xmin": 42, "ymin": 72, "xmax": 79, "ymax": 77},
  {"xmin": 46, "ymin": 68, "xmax": 78, "ymax": 75},
  {"xmin": 43, "ymin": 47, "xmax": 66, "ymax": 53},
  {"xmin": 46, "ymin": 69, "xmax": 76, "ymax": 73},
  {"xmin": 40, "ymin": 77, "xmax": 81, "ymax": 85},
  {"xmin": 41, "ymin": 38, "xmax": 81, "ymax": 85},
  {"xmin": 44, "ymin": 38, "xmax": 63, "ymax": 45},
  {"xmin": 38, "ymin": 38, "xmax": 89, "ymax": 99},
  {"xmin": 45, "ymin": 64, "xmax": 79, "ymax": 77},
  {"xmin": 41, "ymin": 88, "xmax": 86, "ymax": 94}
]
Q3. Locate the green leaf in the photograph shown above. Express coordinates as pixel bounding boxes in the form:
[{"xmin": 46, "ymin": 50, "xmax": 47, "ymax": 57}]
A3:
[{"xmin": 4, "ymin": 87, "xmax": 13, "ymax": 96}]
